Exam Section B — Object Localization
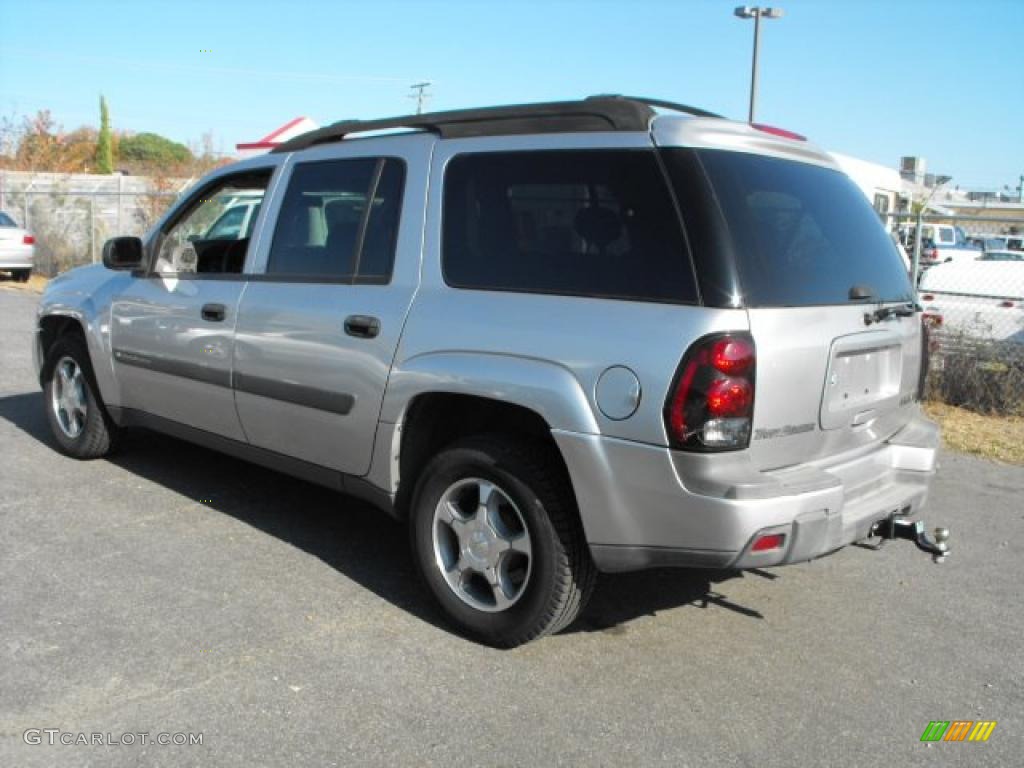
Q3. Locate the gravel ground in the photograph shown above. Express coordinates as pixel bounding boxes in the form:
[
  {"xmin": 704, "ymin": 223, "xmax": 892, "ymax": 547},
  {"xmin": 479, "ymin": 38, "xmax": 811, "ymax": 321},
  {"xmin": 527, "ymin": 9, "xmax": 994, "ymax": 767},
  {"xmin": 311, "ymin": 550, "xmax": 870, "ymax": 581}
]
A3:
[{"xmin": 1, "ymin": 286, "xmax": 1021, "ymax": 767}]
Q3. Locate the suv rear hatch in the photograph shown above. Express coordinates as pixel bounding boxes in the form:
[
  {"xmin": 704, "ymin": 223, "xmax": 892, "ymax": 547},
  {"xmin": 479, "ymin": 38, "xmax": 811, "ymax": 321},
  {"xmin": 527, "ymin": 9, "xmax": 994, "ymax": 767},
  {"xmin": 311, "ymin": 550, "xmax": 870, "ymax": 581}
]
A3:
[{"xmin": 660, "ymin": 145, "xmax": 922, "ymax": 471}]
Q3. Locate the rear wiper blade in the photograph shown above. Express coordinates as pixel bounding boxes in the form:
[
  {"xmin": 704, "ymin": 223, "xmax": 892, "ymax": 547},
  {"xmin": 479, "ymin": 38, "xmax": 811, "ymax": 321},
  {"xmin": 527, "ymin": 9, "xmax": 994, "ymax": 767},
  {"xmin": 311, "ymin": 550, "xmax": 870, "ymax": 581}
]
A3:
[
  {"xmin": 864, "ymin": 303, "xmax": 915, "ymax": 325},
  {"xmin": 848, "ymin": 283, "xmax": 876, "ymax": 301}
]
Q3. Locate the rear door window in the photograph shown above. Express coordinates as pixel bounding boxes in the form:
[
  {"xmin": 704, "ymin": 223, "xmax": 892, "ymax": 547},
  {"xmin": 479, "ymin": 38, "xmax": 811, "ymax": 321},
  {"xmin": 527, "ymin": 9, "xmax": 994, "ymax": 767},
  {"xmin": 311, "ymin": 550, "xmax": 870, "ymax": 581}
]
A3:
[
  {"xmin": 442, "ymin": 150, "xmax": 697, "ymax": 304},
  {"xmin": 677, "ymin": 150, "xmax": 913, "ymax": 307}
]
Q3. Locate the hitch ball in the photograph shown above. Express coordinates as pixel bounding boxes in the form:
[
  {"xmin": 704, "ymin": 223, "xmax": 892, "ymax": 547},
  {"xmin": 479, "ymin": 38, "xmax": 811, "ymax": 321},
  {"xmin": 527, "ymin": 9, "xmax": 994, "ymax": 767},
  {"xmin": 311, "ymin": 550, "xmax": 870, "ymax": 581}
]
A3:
[{"xmin": 932, "ymin": 527, "xmax": 950, "ymax": 564}]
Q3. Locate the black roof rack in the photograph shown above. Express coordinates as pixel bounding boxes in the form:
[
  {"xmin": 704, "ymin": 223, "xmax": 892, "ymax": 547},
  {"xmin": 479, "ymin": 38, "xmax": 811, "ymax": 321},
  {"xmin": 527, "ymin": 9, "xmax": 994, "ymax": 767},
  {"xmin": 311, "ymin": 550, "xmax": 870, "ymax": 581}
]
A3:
[
  {"xmin": 272, "ymin": 95, "xmax": 722, "ymax": 153},
  {"xmin": 588, "ymin": 94, "xmax": 721, "ymax": 119}
]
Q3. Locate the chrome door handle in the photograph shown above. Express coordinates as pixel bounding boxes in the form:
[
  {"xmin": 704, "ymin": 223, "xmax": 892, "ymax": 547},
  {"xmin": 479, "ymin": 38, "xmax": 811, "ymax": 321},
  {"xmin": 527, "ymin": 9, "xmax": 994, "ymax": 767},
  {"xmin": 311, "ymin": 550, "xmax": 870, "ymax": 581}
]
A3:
[
  {"xmin": 201, "ymin": 303, "xmax": 226, "ymax": 322},
  {"xmin": 344, "ymin": 315, "xmax": 380, "ymax": 339}
]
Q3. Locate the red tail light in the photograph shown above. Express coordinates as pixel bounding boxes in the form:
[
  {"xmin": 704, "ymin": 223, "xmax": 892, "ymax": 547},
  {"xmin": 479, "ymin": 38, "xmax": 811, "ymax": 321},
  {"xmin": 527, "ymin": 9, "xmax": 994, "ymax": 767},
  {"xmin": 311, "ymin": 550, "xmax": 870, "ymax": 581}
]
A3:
[
  {"xmin": 924, "ymin": 248, "xmax": 938, "ymax": 261},
  {"xmin": 665, "ymin": 332, "xmax": 756, "ymax": 451},
  {"xmin": 22, "ymin": 235, "xmax": 35, "ymax": 245},
  {"xmin": 921, "ymin": 293, "xmax": 935, "ymax": 301},
  {"xmin": 752, "ymin": 533, "xmax": 786, "ymax": 552},
  {"xmin": 998, "ymin": 300, "xmax": 1015, "ymax": 308},
  {"xmin": 710, "ymin": 337, "xmax": 755, "ymax": 375}
]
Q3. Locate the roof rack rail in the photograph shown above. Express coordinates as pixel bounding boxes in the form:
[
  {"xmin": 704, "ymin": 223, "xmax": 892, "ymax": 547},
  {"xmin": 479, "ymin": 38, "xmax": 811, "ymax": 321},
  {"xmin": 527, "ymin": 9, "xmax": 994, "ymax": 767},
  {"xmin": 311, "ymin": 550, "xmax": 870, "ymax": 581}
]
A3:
[
  {"xmin": 585, "ymin": 94, "xmax": 722, "ymax": 119},
  {"xmin": 273, "ymin": 95, "xmax": 720, "ymax": 153}
]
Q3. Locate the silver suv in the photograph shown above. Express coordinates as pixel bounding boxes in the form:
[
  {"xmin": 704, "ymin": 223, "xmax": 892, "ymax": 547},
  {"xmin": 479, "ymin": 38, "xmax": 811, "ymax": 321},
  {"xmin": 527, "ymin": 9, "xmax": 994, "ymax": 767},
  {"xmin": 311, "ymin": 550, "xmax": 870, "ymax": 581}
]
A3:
[{"xmin": 34, "ymin": 96, "xmax": 946, "ymax": 646}]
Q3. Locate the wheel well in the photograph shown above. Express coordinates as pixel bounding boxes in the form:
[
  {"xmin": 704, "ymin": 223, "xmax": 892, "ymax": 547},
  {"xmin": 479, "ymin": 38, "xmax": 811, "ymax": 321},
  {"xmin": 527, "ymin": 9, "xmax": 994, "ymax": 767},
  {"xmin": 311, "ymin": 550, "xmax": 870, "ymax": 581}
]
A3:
[
  {"xmin": 395, "ymin": 393, "xmax": 573, "ymax": 518},
  {"xmin": 38, "ymin": 316, "xmax": 85, "ymax": 383}
]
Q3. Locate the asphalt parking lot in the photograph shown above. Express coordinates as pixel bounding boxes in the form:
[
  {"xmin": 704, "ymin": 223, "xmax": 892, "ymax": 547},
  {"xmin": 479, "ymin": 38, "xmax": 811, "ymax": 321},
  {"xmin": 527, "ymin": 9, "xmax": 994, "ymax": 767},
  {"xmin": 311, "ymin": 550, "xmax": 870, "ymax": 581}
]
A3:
[{"xmin": 0, "ymin": 286, "xmax": 1021, "ymax": 767}]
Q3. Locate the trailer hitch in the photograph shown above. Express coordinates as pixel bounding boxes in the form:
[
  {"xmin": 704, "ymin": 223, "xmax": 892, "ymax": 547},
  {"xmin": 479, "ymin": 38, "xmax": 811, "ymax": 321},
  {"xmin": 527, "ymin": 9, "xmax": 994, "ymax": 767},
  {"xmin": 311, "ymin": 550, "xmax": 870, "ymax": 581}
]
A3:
[{"xmin": 868, "ymin": 516, "xmax": 950, "ymax": 563}]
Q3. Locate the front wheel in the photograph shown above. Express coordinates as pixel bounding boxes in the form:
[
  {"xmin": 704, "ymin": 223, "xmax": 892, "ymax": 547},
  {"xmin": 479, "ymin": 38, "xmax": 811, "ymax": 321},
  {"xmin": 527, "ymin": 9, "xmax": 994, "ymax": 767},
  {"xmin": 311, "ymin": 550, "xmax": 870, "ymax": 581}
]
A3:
[
  {"xmin": 409, "ymin": 435, "xmax": 595, "ymax": 647},
  {"xmin": 43, "ymin": 334, "xmax": 119, "ymax": 459}
]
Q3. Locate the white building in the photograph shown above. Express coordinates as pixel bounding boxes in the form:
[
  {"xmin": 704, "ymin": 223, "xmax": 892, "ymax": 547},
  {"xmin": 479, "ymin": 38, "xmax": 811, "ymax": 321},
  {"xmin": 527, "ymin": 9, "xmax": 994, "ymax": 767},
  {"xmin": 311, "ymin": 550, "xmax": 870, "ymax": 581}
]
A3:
[{"xmin": 829, "ymin": 151, "xmax": 910, "ymax": 216}]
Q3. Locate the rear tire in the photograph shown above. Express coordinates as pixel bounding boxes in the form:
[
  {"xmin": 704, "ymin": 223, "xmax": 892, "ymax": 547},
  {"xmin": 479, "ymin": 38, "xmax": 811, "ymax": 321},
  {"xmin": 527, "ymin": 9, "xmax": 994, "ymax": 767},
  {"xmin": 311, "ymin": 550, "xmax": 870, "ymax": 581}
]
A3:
[
  {"xmin": 43, "ymin": 334, "xmax": 119, "ymax": 459},
  {"xmin": 15, "ymin": 269, "xmax": 31, "ymax": 283},
  {"xmin": 409, "ymin": 434, "xmax": 595, "ymax": 647}
]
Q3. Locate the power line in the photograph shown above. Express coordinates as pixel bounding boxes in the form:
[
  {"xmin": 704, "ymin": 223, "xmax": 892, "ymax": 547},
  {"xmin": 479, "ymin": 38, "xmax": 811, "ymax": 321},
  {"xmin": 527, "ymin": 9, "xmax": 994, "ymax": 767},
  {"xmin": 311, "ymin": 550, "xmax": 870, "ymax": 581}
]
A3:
[{"xmin": 0, "ymin": 49, "xmax": 415, "ymax": 84}]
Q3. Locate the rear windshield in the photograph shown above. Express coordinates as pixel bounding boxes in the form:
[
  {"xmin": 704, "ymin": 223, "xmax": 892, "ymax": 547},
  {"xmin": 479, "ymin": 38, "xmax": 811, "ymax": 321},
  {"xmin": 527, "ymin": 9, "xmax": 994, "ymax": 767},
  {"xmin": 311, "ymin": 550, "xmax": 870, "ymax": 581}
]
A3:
[{"xmin": 683, "ymin": 150, "xmax": 913, "ymax": 307}]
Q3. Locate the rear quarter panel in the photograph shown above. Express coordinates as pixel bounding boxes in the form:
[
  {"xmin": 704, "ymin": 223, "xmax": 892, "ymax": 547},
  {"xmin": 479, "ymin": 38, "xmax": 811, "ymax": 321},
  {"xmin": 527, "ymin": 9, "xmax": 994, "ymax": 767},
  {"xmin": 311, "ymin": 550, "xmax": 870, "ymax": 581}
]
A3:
[{"xmin": 382, "ymin": 132, "xmax": 749, "ymax": 446}]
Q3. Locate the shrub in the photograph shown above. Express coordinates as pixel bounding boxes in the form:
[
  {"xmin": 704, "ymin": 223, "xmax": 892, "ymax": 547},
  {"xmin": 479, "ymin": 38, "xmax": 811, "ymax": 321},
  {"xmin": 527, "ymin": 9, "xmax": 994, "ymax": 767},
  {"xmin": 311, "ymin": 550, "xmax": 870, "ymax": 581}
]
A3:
[{"xmin": 926, "ymin": 331, "xmax": 1024, "ymax": 416}]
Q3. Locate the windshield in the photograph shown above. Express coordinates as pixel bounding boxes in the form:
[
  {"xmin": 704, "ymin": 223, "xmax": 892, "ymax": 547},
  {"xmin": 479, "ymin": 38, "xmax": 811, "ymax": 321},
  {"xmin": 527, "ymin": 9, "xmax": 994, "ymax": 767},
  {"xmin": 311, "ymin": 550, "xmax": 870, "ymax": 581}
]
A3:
[{"xmin": 683, "ymin": 149, "xmax": 913, "ymax": 307}]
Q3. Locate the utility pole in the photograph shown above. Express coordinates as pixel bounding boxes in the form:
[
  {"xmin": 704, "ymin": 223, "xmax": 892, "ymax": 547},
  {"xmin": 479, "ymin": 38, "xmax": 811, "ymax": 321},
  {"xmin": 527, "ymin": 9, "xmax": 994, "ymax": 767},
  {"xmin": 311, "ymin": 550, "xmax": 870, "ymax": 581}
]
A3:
[
  {"xmin": 911, "ymin": 174, "xmax": 951, "ymax": 289},
  {"xmin": 409, "ymin": 82, "xmax": 433, "ymax": 115}
]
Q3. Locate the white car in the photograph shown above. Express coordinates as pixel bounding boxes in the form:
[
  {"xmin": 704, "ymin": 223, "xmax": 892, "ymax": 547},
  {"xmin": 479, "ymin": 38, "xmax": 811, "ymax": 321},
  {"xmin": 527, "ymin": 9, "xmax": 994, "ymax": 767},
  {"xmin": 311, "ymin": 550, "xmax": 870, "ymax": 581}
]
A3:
[
  {"xmin": 919, "ymin": 260, "xmax": 1024, "ymax": 345},
  {"xmin": 0, "ymin": 211, "xmax": 35, "ymax": 281},
  {"xmin": 201, "ymin": 196, "xmax": 262, "ymax": 241}
]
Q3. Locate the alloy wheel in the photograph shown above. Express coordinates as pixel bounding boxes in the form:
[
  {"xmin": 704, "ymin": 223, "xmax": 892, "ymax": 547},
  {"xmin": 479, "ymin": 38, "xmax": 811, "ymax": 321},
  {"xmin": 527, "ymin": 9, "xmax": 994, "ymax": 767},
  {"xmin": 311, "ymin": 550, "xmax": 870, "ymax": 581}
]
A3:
[{"xmin": 431, "ymin": 477, "xmax": 533, "ymax": 613}]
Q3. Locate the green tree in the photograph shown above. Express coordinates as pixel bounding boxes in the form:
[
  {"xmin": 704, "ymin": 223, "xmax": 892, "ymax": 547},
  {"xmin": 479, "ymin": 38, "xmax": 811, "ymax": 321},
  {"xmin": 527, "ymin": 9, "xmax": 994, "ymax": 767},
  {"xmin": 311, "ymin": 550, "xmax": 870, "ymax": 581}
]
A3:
[
  {"xmin": 118, "ymin": 132, "xmax": 192, "ymax": 170},
  {"xmin": 96, "ymin": 95, "xmax": 113, "ymax": 174}
]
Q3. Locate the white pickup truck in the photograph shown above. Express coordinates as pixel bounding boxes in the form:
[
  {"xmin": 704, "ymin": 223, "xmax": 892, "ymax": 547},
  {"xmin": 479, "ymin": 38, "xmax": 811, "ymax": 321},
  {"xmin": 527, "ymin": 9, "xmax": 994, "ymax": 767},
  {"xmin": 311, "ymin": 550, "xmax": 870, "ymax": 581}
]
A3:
[{"xmin": 901, "ymin": 223, "xmax": 980, "ymax": 267}]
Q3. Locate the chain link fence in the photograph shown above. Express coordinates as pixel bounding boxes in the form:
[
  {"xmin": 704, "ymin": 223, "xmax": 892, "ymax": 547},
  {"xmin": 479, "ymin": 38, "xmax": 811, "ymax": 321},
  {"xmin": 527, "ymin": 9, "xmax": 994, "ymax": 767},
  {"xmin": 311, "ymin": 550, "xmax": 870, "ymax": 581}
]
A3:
[
  {"xmin": 0, "ymin": 170, "xmax": 190, "ymax": 276},
  {"xmin": 884, "ymin": 212, "xmax": 1024, "ymax": 416}
]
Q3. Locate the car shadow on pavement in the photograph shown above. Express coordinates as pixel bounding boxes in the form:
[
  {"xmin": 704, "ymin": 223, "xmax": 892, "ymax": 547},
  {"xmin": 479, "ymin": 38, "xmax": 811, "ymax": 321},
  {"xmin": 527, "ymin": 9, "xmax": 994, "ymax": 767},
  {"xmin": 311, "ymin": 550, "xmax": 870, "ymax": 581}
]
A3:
[
  {"xmin": 569, "ymin": 569, "xmax": 762, "ymax": 635},
  {"xmin": 0, "ymin": 391, "xmax": 49, "ymax": 439},
  {"xmin": 0, "ymin": 389, "xmax": 765, "ymax": 640}
]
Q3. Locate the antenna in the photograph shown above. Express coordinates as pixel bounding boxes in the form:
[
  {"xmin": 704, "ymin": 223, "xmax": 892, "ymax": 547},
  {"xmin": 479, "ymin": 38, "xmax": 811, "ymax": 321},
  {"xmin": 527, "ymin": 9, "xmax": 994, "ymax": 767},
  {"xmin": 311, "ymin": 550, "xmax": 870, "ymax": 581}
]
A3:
[{"xmin": 408, "ymin": 82, "xmax": 433, "ymax": 115}]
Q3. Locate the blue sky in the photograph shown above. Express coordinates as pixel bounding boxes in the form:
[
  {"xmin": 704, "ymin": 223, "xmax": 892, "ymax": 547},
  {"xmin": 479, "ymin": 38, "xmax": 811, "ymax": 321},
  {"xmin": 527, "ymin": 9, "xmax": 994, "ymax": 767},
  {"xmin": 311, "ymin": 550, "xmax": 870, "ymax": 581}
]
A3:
[{"xmin": 1, "ymin": 0, "xmax": 1020, "ymax": 190}]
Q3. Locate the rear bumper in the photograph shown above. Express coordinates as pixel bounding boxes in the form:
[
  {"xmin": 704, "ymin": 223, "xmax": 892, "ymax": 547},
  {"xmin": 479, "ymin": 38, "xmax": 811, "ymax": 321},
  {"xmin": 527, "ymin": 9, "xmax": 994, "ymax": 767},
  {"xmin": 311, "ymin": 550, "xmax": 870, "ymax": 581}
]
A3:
[
  {"xmin": 0, "ymin": 243, "xmax": 35, "ymax": 269},
  {"xmin": 554, "ymin": 414, "xmax": 940, "ymax": 573}
]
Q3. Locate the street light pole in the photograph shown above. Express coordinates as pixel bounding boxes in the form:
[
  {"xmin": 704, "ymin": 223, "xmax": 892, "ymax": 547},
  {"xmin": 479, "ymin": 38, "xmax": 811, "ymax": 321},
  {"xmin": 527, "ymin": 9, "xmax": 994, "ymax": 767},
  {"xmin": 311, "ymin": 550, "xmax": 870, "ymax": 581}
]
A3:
[
  {"xmin": 748, "ymin": 11, "xmax": 762, "ymax": 123},
  {"xmin": 734, "ymin": 6, "xmax": 784, "ymax": 123}
]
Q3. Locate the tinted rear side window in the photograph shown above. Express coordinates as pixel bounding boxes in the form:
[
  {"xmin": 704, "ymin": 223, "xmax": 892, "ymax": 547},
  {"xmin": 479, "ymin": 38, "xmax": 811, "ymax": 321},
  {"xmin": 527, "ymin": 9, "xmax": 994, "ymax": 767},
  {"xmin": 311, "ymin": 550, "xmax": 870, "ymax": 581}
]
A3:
[
  {"xmin": 684, "ymin": 150, "xmax": 913, "ymax": 307},
  {"xmin": 443, "ymin": 150, "xmax": 697, "ymax": 304}
]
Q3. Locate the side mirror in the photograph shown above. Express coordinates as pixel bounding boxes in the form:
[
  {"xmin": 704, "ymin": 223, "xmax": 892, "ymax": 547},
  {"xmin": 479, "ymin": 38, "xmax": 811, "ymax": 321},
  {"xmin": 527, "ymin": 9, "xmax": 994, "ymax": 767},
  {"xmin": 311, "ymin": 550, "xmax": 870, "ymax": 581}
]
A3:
[{"xmin": 102, "ymin": 236, "xmax": 144, "ymax": 271}]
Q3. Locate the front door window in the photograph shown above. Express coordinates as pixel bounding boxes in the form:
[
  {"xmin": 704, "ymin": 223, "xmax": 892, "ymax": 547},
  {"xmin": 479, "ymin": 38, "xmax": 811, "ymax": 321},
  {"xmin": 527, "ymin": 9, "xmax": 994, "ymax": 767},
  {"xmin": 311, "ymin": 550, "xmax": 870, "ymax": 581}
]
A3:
[{"xmin": 153, "ymin": 171, "xmax": 271, "ymax": 274}]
